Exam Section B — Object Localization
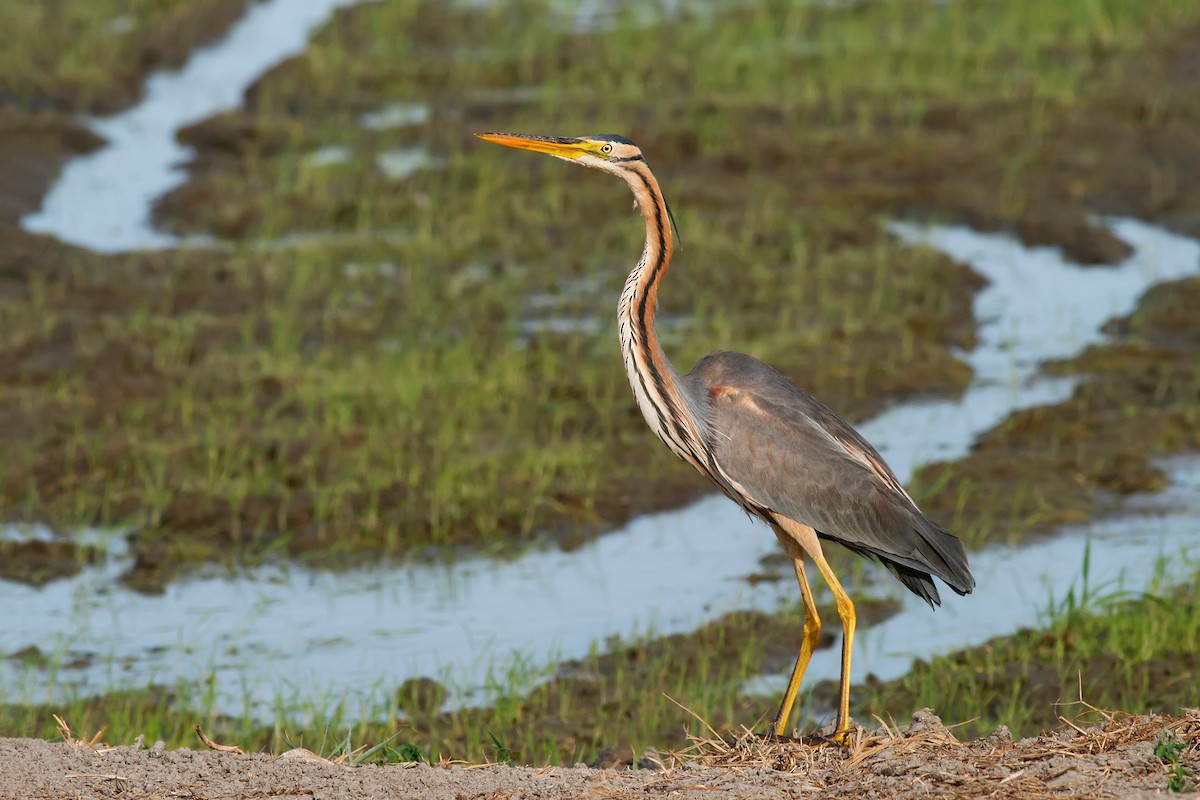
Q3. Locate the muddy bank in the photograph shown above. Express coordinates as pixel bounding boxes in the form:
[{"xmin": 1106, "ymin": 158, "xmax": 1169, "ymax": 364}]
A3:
[
  {"xmin": 0, "ymin": 115, "xmax": 102, "ymax": 222},
  {"xmin": 2, "ymin": 709, "xmax": 1195, "ymax": 799},
  {"xmin": 0, "ymin": 539, "xmax": 99, "ymax": 588}
]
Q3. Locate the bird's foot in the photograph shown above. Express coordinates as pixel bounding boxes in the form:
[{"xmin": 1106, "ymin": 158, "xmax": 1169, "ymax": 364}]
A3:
[
  {"xmin": 821, "ymin": 727, "xmax": 853, "ymax": 746},
  {"xmin": 755, "ymin": 729, "xmax": 851, "ymax": 747}
]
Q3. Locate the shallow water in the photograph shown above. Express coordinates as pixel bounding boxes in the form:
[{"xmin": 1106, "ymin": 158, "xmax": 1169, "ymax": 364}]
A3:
[
  {"xmin": 0, "ymin": 498, "xmax": 788, "ymax": 720},
  {"xmin": 2, "ymin": 218, "xmax": 1196, "ymax": 720},
  {"xmin": 20, "ymin": 0, "xmax": 373, "ymax": 252},
  {"xmin": 359, "ymin": 103, "xmax": 429, "ymax": 131},
  {"xmin": 377, "ymin": 147, "xmax": 440, "ymax": 180},
  {"xmin": 870, "ymin": 217, "xmax": 1200, "ymax": 481}
]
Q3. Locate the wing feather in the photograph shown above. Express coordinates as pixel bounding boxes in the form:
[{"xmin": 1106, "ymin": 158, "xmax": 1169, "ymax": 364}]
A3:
[{"xmin": 690, "ymin": 351, "xmax": 974, "ymax": 599}]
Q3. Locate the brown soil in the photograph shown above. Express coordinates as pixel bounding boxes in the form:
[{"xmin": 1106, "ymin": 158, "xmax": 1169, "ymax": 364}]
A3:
[
  {"xmin": 0, "ymin": 539, "xmax": 99, "ymax": 587},
  {"xmin": 0, "ymin": 112, "xmax": 102, "ymax": 222},
  {"xmin": 3, "ymin": 709, "xmax": 1195, "ymax": 799}
]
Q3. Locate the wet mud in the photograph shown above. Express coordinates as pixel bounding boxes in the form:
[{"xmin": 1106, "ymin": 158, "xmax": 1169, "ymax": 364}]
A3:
[
  {"xmin": 0, "ymin": 114, "xmax": 102, "ymax": 223},
  {"xmin": 0, "ymin": 540, "xmax": 99, "ymax": 588},
  {"xmin": 6, "ymin": 645, "xmax": 94, "ymax": 672}
]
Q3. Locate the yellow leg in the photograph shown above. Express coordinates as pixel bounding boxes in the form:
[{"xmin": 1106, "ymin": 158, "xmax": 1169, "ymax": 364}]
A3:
[
  {"xmin": 771, "ymin": 558, "xmax": 821, "ymax": 737},
  {"xmin": 809, "ymin": 550, "xmax": 856, "ymax": 741}
]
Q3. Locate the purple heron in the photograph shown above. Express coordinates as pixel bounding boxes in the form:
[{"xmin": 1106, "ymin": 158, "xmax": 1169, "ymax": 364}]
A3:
[{"xmin": 475, "ymin": 132, "xmax": 975, "ymax": 741}]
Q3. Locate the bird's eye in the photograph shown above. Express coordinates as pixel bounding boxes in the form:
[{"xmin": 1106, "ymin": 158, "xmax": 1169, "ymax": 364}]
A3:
[{"xmin": 600, "ymin": 143, "xmax": 613, "ymax": 154}]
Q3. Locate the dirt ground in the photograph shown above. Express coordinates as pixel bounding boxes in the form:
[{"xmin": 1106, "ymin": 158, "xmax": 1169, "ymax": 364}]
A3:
[{"xmin": 3, "ymin": 710, "xmax": 1196, "ymax": 800}]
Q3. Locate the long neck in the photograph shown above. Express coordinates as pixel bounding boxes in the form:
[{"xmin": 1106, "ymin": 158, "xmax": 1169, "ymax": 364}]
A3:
[{"xmin": 615, "ymin": 162, "xmax": 705, "ymax": 466}]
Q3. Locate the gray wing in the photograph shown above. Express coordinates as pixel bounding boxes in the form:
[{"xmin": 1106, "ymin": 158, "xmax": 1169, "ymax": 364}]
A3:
[{"xmin": 689, "ymin": 350, "xmax": 974, "ymax": 601}]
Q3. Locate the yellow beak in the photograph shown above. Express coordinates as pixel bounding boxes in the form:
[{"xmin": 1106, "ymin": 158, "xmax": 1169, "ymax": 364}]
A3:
[{"xmin": 475, "ymin": 132, "xmax": 590, "ymax": 159}]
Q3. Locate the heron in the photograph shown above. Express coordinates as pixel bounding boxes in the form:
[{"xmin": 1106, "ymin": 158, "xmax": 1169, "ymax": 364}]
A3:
[{"xmin": 475, "ymin": 132, "xmax": 975, "ymax": 742}]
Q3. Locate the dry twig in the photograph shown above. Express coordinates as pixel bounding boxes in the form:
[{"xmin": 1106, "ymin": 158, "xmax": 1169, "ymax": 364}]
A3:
[{"xmin": 195, "ymin": 725, "xmax": 245, "ymax": 755}]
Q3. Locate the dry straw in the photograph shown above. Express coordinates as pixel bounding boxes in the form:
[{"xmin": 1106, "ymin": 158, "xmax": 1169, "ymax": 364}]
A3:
[{"xmin": 665, "ymin": 700, "xmax": 1199, "ymax": 800}]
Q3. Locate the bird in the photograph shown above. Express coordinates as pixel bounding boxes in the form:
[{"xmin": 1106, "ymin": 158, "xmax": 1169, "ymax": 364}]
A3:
[{"xmin": 474, "ymin": 132, "xmax": 975, "ymax": 742}]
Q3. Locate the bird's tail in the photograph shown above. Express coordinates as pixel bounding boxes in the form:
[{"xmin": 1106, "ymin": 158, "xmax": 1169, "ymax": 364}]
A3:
[
  {"xmin": 872, "ymin": 511, "xmax": 974, "ymax": 609},
  {"xmin": 910, "ymin": 513, "xmax": 975, "ymax": 597},
  {"xmin": 883, "ymin": 562, "xmax": 943, "ymax": 608}
]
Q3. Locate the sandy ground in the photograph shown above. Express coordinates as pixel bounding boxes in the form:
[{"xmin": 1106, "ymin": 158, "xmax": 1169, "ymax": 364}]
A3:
[{"xmin": 3, "ymin": 710, "xmax": 1196, "ymax": 800}]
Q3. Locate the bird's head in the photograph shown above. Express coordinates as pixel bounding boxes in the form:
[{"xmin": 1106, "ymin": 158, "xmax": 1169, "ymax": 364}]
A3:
[
  {"xmin": 475, "ymin": 131, "xmax": 681, "ymax": 247},
  {"xmin": 474, "ymin": 132, "xmax": 644, "ymax": 175}
]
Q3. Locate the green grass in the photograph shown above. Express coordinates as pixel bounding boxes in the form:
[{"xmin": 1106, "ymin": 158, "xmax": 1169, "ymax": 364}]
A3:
[
  {"xmin": 855, "ymin": 561, "xmax": 1200, "ymax": 740},
  {"xmin": 1156, "ymin": 736, "xmax": 1196, "ymax": 793}
]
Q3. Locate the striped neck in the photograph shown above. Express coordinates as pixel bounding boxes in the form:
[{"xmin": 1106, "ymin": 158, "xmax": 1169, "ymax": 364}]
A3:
[
  {"xmin": 616, "ymin": 161, "xmax": 674, "ymax": 382},
  {"xmin": 614, "ymin": 161, "xmax": 704, "ymax": 466}
]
